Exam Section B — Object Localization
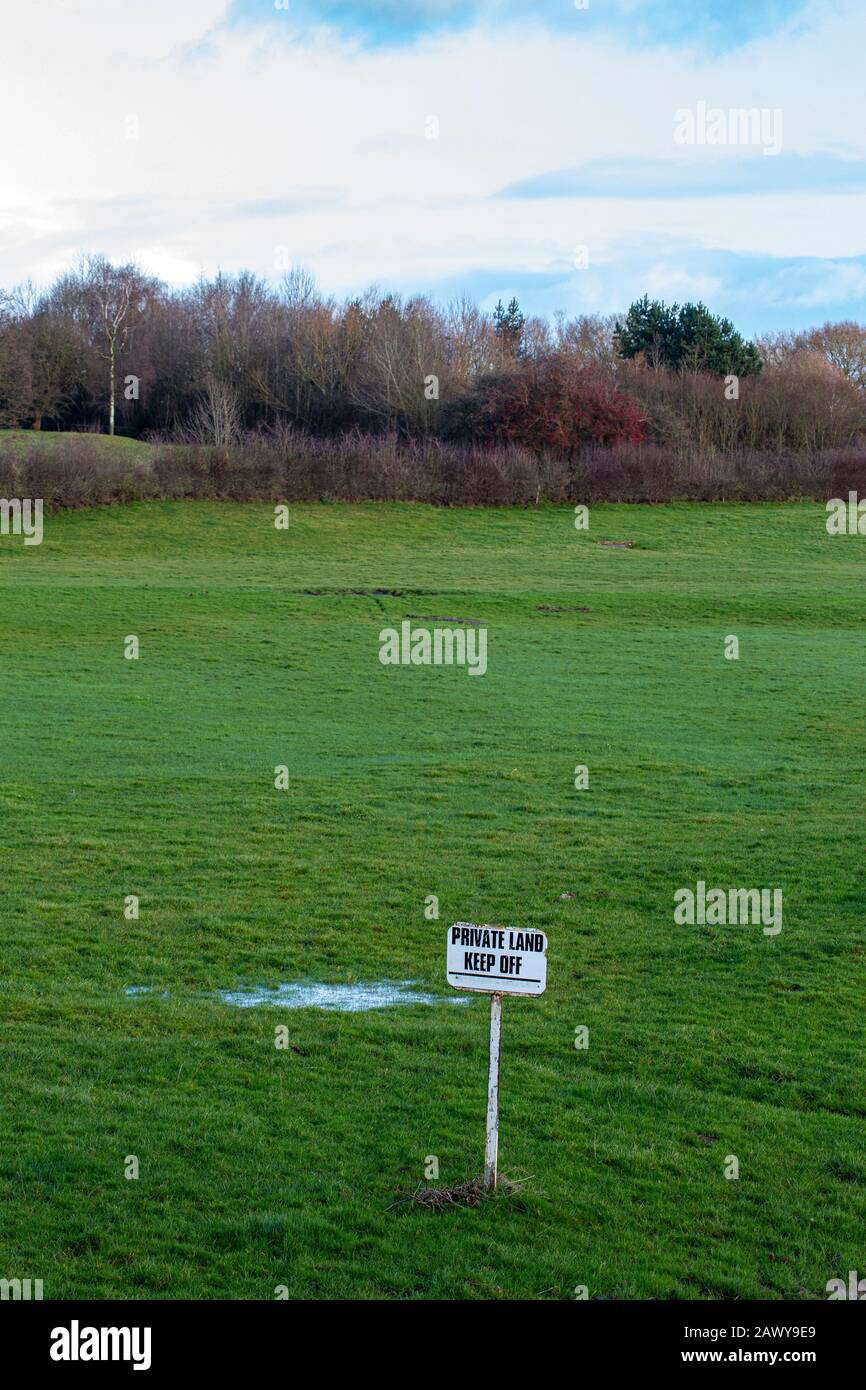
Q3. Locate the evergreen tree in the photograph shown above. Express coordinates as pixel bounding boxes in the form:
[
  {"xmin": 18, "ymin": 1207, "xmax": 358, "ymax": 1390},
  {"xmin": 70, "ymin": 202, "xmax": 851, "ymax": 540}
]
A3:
[
  {"xmin": 616, "ymin": 295, "xmax": 762, "ymax": 376},
  {"xmin": 493, "ymin": 297, "xmax": 525, "ymax": 353}
]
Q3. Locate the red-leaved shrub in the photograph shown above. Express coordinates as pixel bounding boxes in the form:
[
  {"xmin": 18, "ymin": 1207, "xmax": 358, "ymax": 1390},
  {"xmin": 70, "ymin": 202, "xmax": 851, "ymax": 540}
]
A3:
[{"xmin": 447, "ymin": 355, "xmax": 646, "ymax": 453}]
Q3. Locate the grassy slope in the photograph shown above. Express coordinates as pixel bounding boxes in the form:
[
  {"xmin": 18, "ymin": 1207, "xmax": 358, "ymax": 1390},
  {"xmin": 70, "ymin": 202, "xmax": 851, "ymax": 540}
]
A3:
[
  {"xmin": 0, "ymin": 428, "xmax": 153, "ymax": 460},
  {"xmin": 0, "ymin": 499, "xmax": 864, "ymax": 1300}
]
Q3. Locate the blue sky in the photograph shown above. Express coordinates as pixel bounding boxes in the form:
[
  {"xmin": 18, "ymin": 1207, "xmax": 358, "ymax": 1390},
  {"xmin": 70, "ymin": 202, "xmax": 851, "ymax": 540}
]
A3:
[
  {"xmin": 228, "ymin": 0, "xmax": 811, "ymax": 53},
  {"xmin": 1, "ymin": 0, "xmax": 864, "ymax": 336}
]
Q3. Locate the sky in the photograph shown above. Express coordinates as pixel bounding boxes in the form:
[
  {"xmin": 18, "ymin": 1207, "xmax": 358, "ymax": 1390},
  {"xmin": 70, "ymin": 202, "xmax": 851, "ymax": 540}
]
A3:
[{"xmin": 1, "ymin": 0, "xmax": 864, "ymax": 334}]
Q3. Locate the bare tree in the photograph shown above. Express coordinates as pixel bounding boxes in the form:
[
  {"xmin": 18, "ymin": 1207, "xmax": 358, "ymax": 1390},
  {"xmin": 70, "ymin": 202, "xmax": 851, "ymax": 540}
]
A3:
[
  {"xmin": 82, "ymin": 256, "xmax": 151, "ymax": 434},
  {"xmin": 0, "ymin": 290, "xmax": 33, "ymax": 426},
  {"xmin": 443, "ymin": 296, "xmax": 498, "ymax": 381},
  {"xmin": 803, "ymin": 321, "xmax": 866, "ymax": 389},
  {"xmin": 181, "ymin": 373, "xmax": 242, "ymax": 446},
  {"xmin": 348, "ymin": 292, "xmax": 447, "ymax": 434}
]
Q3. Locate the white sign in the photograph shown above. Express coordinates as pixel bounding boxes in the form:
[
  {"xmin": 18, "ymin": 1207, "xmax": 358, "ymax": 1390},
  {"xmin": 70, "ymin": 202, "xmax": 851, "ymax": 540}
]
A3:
[{"xmin": 446, "ymin": 922, "xmax": 548, "ymax": 997}]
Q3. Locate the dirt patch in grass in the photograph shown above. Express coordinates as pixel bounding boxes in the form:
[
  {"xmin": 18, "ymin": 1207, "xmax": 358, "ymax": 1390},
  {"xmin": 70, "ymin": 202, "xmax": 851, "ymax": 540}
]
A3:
[
  {"xmin": 300, "ymin": 587, "xmax": 435, "ymax": 597},
  {"xmin": 406, "ymin": 613, "xmax": 484, "ymax": 625},
  {"xmin": 393, "ymin": 1174, "xmax": 532, "ymax": 1211}
]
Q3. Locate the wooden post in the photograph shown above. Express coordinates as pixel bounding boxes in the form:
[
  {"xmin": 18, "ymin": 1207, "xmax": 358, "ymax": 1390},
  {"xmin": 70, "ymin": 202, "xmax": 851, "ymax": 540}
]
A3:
[{"xmin": 484, "ymin": 992, "xmax": 503, "ymax": 1189}]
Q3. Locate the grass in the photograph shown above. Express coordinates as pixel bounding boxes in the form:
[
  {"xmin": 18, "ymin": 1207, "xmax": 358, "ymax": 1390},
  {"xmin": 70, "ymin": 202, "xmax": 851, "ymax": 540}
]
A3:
[
  {"xmin": 1, "ymin": 498, "xmax": 864, "ymax": 1300},
  {"xmin": 0, "ymin": 428, "xmax": 153, "ymax": 460}
]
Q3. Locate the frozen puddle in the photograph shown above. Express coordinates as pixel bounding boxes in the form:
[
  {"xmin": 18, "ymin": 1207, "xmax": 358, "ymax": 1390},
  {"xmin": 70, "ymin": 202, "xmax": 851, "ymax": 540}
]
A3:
[
  {"xmin": 216, "ymin": 980, "xmax": 468, "ymax": 1013},
  {"xmin": 123, "ymin": 980, "xmax": 466, "ymax": 1012}
]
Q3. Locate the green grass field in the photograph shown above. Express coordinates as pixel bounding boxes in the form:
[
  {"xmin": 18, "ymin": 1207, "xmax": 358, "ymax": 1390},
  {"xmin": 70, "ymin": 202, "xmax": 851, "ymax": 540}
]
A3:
[
  {"xmin": 0, "ymin": 429, "xmax": 153, "ymax": 461},
  {"xmin": 1, "ymin": 498, "xmax": 864, "ymax": 1300}
]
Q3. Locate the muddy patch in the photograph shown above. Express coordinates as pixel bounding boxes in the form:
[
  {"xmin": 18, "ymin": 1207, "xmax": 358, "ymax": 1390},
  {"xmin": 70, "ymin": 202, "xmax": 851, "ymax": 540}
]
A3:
[
  {"xmin": 406, "ymin": 613, "xmax": 484, "ymax": 626},
  {"xmin": 300, "ymin": 587, "xmax": 435, "ymax": 597}
]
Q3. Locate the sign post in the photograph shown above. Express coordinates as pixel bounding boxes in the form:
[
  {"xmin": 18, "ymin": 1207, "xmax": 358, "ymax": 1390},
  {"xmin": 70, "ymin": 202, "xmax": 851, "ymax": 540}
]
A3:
[
  {"xmin": 446, "ymin": 922, "xmax": 548, "ymax": 1190},
  {"xmin": 484, "ymin": 992, "xmax": 503, "ymax": 1189}
]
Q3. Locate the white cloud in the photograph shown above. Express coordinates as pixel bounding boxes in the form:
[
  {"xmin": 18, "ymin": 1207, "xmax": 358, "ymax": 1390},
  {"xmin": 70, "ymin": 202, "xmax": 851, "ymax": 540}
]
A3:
[
  {"xmin": 132, "ymin": 247, "xmax": 204, "ymax": 285},
  {"xmin": 0, "ymin": 0, "xmax": 864, "ymax": 325}
]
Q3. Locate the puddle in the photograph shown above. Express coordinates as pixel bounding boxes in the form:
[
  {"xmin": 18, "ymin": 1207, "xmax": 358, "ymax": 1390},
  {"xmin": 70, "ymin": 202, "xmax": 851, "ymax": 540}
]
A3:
[
  {"xmin": 124, "ymin": 980, "xmax": 466, "ymax": 1013},
  {"xmin": 215, "ymin": 980, "xmax": 468, "ymax": 1013}
]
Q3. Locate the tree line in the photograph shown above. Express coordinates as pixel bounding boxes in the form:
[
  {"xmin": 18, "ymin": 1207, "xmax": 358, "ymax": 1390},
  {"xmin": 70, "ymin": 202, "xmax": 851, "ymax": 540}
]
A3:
[{"xmin": 1, "ymin": 255, "xmax": 865, "ymax": 454}]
